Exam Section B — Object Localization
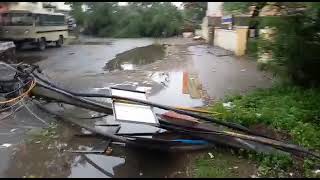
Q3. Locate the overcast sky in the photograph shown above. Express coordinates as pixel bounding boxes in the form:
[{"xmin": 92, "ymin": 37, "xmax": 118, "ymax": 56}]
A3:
[{"xmin": 56, "ymin": 2, "xmax": 183, "ymax": 10}]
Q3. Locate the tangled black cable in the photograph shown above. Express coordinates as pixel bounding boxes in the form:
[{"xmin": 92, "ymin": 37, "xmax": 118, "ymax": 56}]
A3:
[{"xmin": 14, "ymin": 64, "xmax": 320, "ymax": 159}]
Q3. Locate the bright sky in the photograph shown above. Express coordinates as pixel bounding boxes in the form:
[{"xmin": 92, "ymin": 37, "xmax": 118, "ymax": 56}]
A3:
[{"xmin": 55, "ymin": 2, "xmax": 71, "ymax": 10}]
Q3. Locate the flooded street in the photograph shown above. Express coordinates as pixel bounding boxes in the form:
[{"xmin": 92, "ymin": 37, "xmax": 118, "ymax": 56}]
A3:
[{"xmin": 0, "ymin": 37, "xmax": 273, "ymax": 178}]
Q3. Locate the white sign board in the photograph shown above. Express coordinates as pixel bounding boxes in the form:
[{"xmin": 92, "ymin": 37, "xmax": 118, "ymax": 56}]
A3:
[
  {"xmin": 113, "ymin": 102, "xmax": 158, "ymax": 125},
  {"xmin": 111, "ymin": 88, "xmax": 159, "ymax": 125}
]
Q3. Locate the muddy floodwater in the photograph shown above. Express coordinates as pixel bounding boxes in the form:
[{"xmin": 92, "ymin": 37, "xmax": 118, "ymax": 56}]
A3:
[{"xmin": 0, "ymin": 37, "xmax": 273, "ymax": 178}]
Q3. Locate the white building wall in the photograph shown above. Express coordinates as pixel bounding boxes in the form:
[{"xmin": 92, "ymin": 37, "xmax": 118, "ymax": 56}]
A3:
[
  {"xmin": 201, "ymin": 17, "xmax": 209, "ymax": 42},
  {"xmin": 206, "ymin": 2, "xmax": 223, "ymax": 17},
  {"xmin": 214, "ymin": 28, "xmax": 237, "ymax": 52},
  {"xmin": 8, "ymin": 2, "xmax": 43, "ymax": 11}
]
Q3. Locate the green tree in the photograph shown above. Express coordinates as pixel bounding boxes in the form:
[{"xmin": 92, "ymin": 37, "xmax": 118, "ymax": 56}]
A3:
[
  {"xmin": 182, "ymin": 2, "xmax": 207, "ymax": 23},
  {"xmin": 224, "ymin": 2, "xmax": 320, "ymax": 86},
  {"xmin": 64, "ymin": 2, "xmax": 85, "ymax": 25},
  {"xmin": 65, "ymin": 2, "xmax": 184, "ymax": 38}
]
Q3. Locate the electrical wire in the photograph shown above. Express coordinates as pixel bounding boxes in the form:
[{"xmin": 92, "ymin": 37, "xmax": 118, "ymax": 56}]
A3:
[
  {"xmin": 35, "ymin": 82, "xmax": 114, "ymax": 114},
  {"xmin": 0, "ymin": 80, "xmax": 36, "ymax": 104},
  {"xmin": 32, "ymin": 72, "xmax": 267, "ymax": 138},
  {"xmin": 4, "ymin": 80, "xmax": 32, "ymax": 97},
  {"xmin": 0, "ymin": 62, "xmax": 21, "ymax": 72},
  {"xmin": 0, "ymin": 94, "xmax": 28, "ymax": 113},
  {"xmin": 0, "ymin": 104, "xmax": 24, "ymax": 121},
  {"xmin": 21, "ymin": 99, "xmax": 49, "ymax": 126},
  {"xmin": 157, "ymin": 120, "xmax": 320, "ymax": 159},
  {"xmin": 28, "ymin": 66, "xmax": 320, "ymax": 158},
  {"xmin": 68, "ymin": 114, "xmax": 108, "ymax": 120}
]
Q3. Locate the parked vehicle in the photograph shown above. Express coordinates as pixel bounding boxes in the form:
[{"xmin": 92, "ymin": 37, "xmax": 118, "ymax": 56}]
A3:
[
  {"xmin": 0, "ymin": 9, "xmax": 68, "ymax": 50},
  {"xmin": 67, "ymin": 17, "xmax": 76, "ymax": 31}
]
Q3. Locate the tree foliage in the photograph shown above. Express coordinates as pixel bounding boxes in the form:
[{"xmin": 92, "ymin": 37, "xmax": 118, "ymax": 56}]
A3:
[
  {"xmin": 224, "ymin": 2, "xmax": 320, "ymax": 86},
  {"xmin": 182, "ymin": 2, "xmax": 207, "ymax": 23},
  {"xmin": 66, "ymin": 2, "xmax": 185, "ymax": 38}
]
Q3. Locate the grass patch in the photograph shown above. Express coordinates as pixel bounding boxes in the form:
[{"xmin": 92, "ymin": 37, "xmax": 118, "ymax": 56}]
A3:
[
  {"xmin": 27, "ymin": 123, "xmax": 60, "ymax": 144},
  {"xmin": 195, "ymin": 85, "xmax": 320, "ymax": 177},
  {"xmin": 246, "ymin": 38, "xmax": 259, "ymax": 59},
  {"xmin": 193, "ymin": 150, "xmax": 256, "ymax": 178},
  {"xmin": 211, "ymin": 85, "xmax": 320, "ymax": 150}
]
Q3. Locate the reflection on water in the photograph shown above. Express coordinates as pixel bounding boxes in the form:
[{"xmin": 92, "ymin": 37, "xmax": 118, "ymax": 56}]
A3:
[
  {"xmin": 5, "ymin": 39, "xmax": 257, "ymax": 178},
  {"xmin": 104, "ymin": 45, "xmax": 166, "ymax": 71},
  {"xmin": 148, "ymin": 71, "xmax": 204, "ymax": 108},
  {"xmin": 3, "ymin": 121, "xmax": 190, "ymax": 178},
  {"xmin": 69, "ymin": 154, "xmax": 125, "ymax": 178}
]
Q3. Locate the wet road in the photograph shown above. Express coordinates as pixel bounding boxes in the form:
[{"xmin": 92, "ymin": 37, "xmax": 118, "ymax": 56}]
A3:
[{"xmin": 0, "ymin": 37, "xmax": 273, "ymax": 177}]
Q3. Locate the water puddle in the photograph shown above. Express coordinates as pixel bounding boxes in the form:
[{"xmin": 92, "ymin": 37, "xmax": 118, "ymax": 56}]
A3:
[
  {"xmin": 147, "ymin": 71, "xmax": 205, "ymax": 107},
  {"xmin": 0, "ymin": 38, "xmax": 267, "ymax": 178},
  {"xmin": 108, "ymin": 71, "xmax": 206, "ymax": 109},
  {"xmin": 3, "ymin": 121, "xmax": 191, "ymax": 178},
  {"xmin": 103, "ymin": 45, "xmax": 166, "ymax": 71}
]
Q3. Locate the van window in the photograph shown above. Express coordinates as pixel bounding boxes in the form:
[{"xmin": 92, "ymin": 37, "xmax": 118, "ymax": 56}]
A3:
[
  {"xmin": 1, "ymin": 13, "xmax": 34, "ymax": 26},
  {"xmin": 37, "ymin": 14, "xmax": 66, "ymax": 26}
]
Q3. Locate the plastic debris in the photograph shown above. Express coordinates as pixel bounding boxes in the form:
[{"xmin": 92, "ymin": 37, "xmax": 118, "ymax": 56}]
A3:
[
  {"xmin": 81, "ymin": 128, "xmax": 93, "ymax": 135},
  {"xmin": 315, "ymin": 169, "xmax": 320, "ymax": 174},
  {"xmin": 10, "ymin": 128, "xmax": 17, "ymax": 133},
  {"xmin": 250, "ymin": 175, "xmax": 258, "ymax": 178},
  {"xmin": 223, "ymin": 102, "xmax": 234, "ymax": 109},
  {"xmin": 208, "ymin": 152, "xmax": 214, "ymax": 159},
  {"xmin": 0, "ymin": 143, "xmax": 12, "ymax": 148},
  {"xmin": 105, "ymin": 147, "xmax": 113, "ymax": 155},
  {"xmin": 136, "ymin": 86, "xmax": 152, "ymax": 93},
  {"xmin": 193, "ymin": 36, "xmax": 202, "ymax": 40}
]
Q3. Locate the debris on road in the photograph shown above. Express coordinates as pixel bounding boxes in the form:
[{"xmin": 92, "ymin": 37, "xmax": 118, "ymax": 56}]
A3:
[
  {"xmin": 193, "ymin": 36, "xmax": 203, "ymax": 40},
  {"xmin": 0, "ymin": 143, "xmax": 12, "ymax": 148},
  {"xmin": 10, "ymin": 128, "xmax": 17, "ymax": 133},
  {"xmin": 1, "ymin": 62, "xmax": 320, "ymax": 165},
  {"xmin": 223, "ymin": 102, "xmax": 234, "ymax": 109}
]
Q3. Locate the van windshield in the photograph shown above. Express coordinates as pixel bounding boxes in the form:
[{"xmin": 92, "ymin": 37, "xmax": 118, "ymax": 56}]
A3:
[{"xmin": 1, "ymin": 13, "xmax": 34, "ymax": 26}]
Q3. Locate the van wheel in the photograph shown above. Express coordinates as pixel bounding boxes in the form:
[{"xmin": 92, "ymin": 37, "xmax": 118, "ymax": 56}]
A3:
[
  {"xmin": 55, "ymin": 36, "xmax": 63, "ymax": 47},
  {"xmin": 38, "ymin": 38, "xmax": 46, "ymax": 51}
]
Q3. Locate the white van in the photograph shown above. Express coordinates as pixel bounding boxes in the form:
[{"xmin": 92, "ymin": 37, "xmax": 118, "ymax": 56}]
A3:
[{"xmin": 0, "ymin": 10, "xmax": 68, "ymax": 50}]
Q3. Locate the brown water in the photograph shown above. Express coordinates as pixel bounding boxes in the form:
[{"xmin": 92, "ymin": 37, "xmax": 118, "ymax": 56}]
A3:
[
  {"xmin": 0, "ymin": 37, "xmax": 273, "ymax": 177},
  {"xmin": 104, "ymin": 44, "xmax": 166, "ymax": 71}
]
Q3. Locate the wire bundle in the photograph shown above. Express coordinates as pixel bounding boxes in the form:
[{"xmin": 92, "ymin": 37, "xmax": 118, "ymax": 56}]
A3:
[{"xmin": 0, "ymin": 63, "xmax": 46, "ymax": 124}]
